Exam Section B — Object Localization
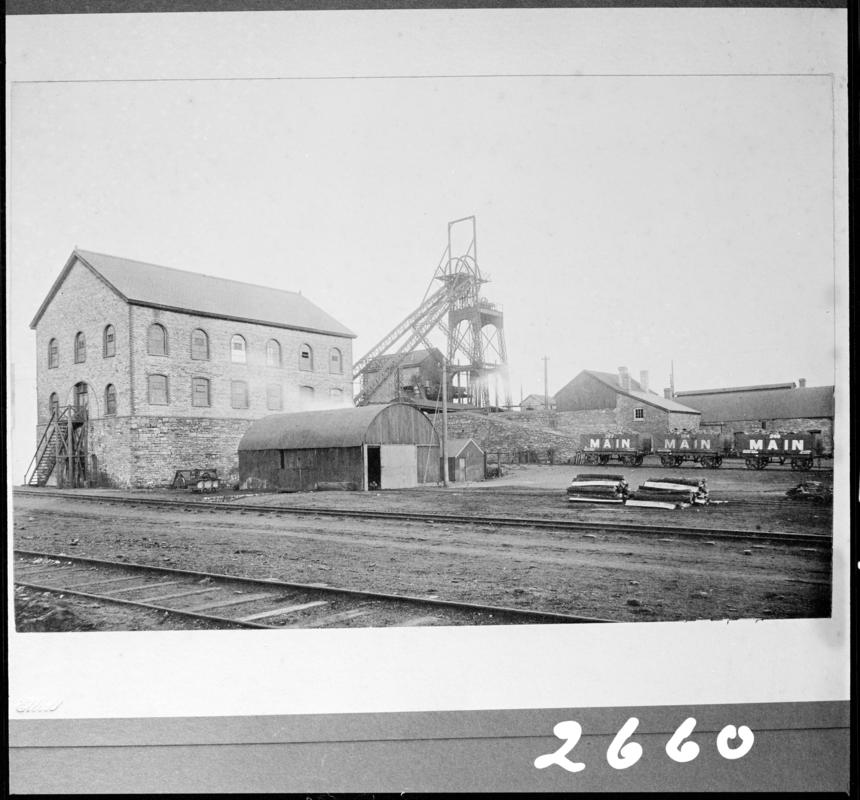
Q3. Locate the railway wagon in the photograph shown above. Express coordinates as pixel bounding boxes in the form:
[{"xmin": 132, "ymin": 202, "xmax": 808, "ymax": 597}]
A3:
[
  {"xmin": 734, "ymin": 430, "xmax": 817, "ymax": 470},
  {"xmin": 655, "ymin": 433, "xmax": 724, "ymax": 469},
  {"xmin": 580, "ymin": 433, "xmax": 649, "ymax": 466}
]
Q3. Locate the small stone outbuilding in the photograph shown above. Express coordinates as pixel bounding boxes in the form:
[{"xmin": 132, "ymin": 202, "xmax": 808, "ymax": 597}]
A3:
[{"xmin": 238, "ymin": 402, "xmax": 441, "ymax": 491}]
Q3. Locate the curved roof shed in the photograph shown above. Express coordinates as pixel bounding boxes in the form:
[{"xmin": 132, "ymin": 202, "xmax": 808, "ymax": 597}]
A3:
[{"xmin": 238, "ymin": 403, "xmax": 439, "ymax": 452}]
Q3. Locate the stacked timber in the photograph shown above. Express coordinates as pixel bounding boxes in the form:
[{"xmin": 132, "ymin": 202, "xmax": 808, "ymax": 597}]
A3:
[
  {"xmin": 566, "ymin": 473, "xmax": 629, "ymax": 504},
  {"xmin": 627, "ymin": 477, "xmax": 709, "ymax": 509}
]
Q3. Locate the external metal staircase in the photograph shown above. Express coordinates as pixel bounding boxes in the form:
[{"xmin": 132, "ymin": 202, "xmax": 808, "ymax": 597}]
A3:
[{"xmin": 24, "ymin": 406, "xmax": 89, "ymax": 487}]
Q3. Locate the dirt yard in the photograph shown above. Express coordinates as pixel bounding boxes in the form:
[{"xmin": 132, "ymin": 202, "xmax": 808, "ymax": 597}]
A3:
[{"xmin": 12, "ymin": 464, "xmax": 833, "ymax": 631}]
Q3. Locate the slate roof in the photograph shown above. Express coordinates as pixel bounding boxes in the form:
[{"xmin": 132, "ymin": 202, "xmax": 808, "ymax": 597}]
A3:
[
  {"xmin": 31, "ymin": 249, "xmax": 355, "ymax": 337},
  {"xmin": 583, "ymin": 370, "xmax": 701, "ymax": 414},
  {"xmin": 672, "ymin": 385, "xmax": 834, "ymax": 423}
]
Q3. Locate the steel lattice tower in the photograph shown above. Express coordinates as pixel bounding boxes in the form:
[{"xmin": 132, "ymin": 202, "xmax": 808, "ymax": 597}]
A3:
[{"xmin": 353, "ymin": 216, "xmax": 511, "ymax": 409}]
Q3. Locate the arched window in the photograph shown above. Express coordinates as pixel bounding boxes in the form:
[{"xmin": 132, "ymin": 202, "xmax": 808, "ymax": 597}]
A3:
[
  {"xmin": 329, "ymin": 347, "xmax": 342, "ymax": 374},
  {"xmin": 266, "ymin": 383, "xmax": 283, "ymax": 411},
  {"xmin": 148, "ymin": 374, "xmax": 168, "ymax": 405},
  {"xmin": 74, "ymin": 332, "xmax": 86, "ymax": 363},
  {"xmin": 299, "ymin": 343, "xmax": 313, "ymax": 371},
  {"xmin": 299, "ymin": 385, "xmax": 315, "ymax": 405},
  {"xmin": 103, "ymin": 325, "xmax": 116, "ymax": 358},
  {"xmin": 48, "ymin": 338, "xmax": 59, "ymax": 369},
  {"xmin": 105, "ymin": 384, "xmax": 117, "ymax": 415},
  {"xmin": 74, "ymin": 381, "xmax": 89, "ymax": 411},
  {"xmin": 230, "ymin": 334, "xmax": 246, "ymax": 364},
  {"xmin": 266, "ymin": 339, "xmax": 282, "ymax": 367},
  {"xmin": 49, "ymin": 392, "xmax": 59, "ymax": 417},
  {"xmin": 191, "ymin": 328, "xmax": 209, "ymax": 360},
  {"xmin": 147, "ymin": 323, "xmax": 168, "ymax": 356},
  {"xmin": 192, "ymin": 377, "xmax": 211, "ymax": 407}
]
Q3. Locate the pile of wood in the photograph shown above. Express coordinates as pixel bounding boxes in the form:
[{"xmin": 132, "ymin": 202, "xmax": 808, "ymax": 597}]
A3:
[
  {"xmin": 566, "ymin": 473, "xmax": 629, "ymax": 504},
  {"xmin": 627, "ymin": 477, "xmax": 709, "ymax": 509},
  {"xmin": 785, "ymin": 480, "xmax": 832, "ymax": 503}
]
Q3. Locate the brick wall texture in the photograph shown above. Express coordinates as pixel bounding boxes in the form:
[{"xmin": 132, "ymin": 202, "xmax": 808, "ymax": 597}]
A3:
[{"xmin": 34, "ymin": 258, "xmax": 355, "ymax": 487}]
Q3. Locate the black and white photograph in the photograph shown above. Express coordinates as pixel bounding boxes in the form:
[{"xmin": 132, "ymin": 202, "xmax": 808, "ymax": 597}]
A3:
[{"xmin": 6, "ymin": 3, "xmax": 851, "ymax": 794}]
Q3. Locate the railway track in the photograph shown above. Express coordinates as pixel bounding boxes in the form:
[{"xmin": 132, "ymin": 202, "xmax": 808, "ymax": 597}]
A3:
[
  {"xmin": 14, "ymin": 488, "xmax": 831, "ymax": 545},
  {"xmin": 13, "ymin": 549, "xmax": 614, "ymax": 629}
]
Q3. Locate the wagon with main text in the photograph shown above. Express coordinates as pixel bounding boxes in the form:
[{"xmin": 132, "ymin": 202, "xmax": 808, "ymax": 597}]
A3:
[
  {"xmin": 579, "ymin": 434, "xmax": 650, "ymax": 466},
  {"xmin": 654, "ymin": 433, "xmax": 724, "ymax": 469},
  {"xmin": 734, "ymin": 431, "xmax": 817, "ymax": 470}
]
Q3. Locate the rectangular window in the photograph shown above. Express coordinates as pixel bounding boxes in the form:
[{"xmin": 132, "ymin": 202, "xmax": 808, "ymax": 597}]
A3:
[
  {"xmin": 634, "ymin": 407, "xmax": 645, "ymax": 420},
  {"xmin": 192, "ymin": 377, "xmax": 211, "ymax": 407},
  {"xmin": 231, "ymin": 380, "xmax": 249, "ymax": 409},
  {"xmin": 760, "ymin": 420, "xmax": 768, "ymax": 430},
  {"xmin": 266, "ymin": 383, "xmax": 283, "ymax": 411},
  {"xmin": 148, "ymin": 375, "xmax": 168, "ymax": 405}
]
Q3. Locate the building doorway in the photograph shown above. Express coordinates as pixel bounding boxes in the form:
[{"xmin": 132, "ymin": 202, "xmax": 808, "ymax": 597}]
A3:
[{"xmin": 366, "ymin": 446, "xmax": 381, "ymax": 489}]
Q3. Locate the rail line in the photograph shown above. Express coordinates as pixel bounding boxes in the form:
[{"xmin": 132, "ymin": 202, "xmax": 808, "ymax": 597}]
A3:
[
  {"xmin": 13, "ymin": 549, "xmax": 614, "ymax": 629},
  {"xmin": 14, "ymin": 488, "xmax": 831, "ymax": 545}
]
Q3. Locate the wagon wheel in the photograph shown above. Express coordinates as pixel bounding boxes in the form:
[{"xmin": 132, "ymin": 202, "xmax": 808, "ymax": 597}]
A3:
[
  {"xmin": 753, "ymin": 458, "xmax": 767, "ymax": 470},
  {"xmin": 584, "ymin": 453, "xmax": 597, "ymax": 465},
  {"xmin": 791, "ymin": 457, "xmax": 812, "ymax": 471},
  {"xmin": 700, "ymin": 456, "xmax": 713, "ymax": 469},
  {"xmin": 713, "ymin": 455, "xmax": 723, "ymax": 468},
  {"xmin": 598, "ymin": 454, "xmax": 610, "ymax": 465},
  {"xmin": 634, "ymin": 454, "xmax": 644, "ymax": 466},
  {"xmin": 744, "ymin": 457, "xmax": 758, "ymax": 470},
  {"xmin": 674, "ymin": 456, "xmax": 684, "ymax": 467},
  {"xmin": 660, "ymin": 455, "xmax": 673, "ymax": 467},
  {"xmin": 621, "ymin": 455, "xmax": 634, "ymax": 466}
]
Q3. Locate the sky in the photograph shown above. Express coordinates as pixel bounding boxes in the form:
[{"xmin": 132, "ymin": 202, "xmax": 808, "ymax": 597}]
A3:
[{"xmin": 5, "ymin": 9, "xmax": 847, "ymax": 479}]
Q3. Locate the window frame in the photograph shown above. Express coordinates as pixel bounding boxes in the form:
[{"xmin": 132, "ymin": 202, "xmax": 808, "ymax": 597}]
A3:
[
  {"xmin": 230, "ymin": 334, "xmax": 247, "ymax": 364},
  {"xmin": 191, "ymin": 328, "xmax": 210, "ymax": 361},
  {"xmin": 329, "ymin": 347, "xmax": 342, "ymax": 374},
  {"xmin": 147, "ymin": 323, "xmax": 169, "ymax": 357},
  {"xmin": 299, "ymin": 343, "xmax": 313, "ymax": 371},
  {"xmin": 74, "ymin": 332, "xmax": 86, "ymax": 364},
  {"xmin": 192, "ymin": 376, "xmax": 211, "ymax": 408},
  {"xmin": 230, "ymin": 379, "xmax": 249, "ymax": 409},
  {"xmin": 633, "ymin": 407, "xmax": 645, "ymax": 420},
  {"xmin": 103, "ymin": 324, "xmax": 116, "ymax": 358},
  {"xmin": 105, "ymin": 384, "xmax": 117, "ymax": 415},
  {"xmin": 266, "ymin": 339, "xmax": 282, "ymax": 368},
  {"xmin": 147, "ymin": 374, "xmax": 169, "ymax": 405},
  {"xmin": 48, "ymin": 338, "xmax": 59, "ymax": 369},
  {"xmin": 266, "ymin": 382, "xmax": 283, "ymax": 411},
  {"xmin": 49, "ymin": 392, "xmax": 59, "ymax": 417}
]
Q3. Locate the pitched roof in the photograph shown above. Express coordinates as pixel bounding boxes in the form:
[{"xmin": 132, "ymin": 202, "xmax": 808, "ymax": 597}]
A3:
[
  {"xmin": 446, "ymin": 437, "xmax": 484, "ymax": 456},
  {"xmin": 673, "ymin": 385, "xmax": 834, "ymax": 423},
  {"xmin": 31, "ymin": 249, "xmax": 355, "ymax": 337},
  {"xmin": 583, "ymin": 370, "xmax": 701, "ymax": 414},
  {"xmin": 677, "ymin": 382, "xmax": 796, "ymax": 396}
]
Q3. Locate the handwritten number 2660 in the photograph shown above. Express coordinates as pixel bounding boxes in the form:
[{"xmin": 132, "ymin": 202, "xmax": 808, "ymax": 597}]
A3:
[{"xmin": 534, "ymin": 717, "xmax": 754, "ymax": 773}]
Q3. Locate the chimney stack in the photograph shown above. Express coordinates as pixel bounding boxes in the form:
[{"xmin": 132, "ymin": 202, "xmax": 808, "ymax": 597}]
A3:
[
  {"xmin": 798, "ymin": 378, "xmax": 807, "ymax": 388},
  {"xmin": 618, "ymin": 366, "xmax": 631, "ymax": 393},
  {"xmin": 639, "ymin": 370, "xmax": 649, "ymax": 394},
  {"xmin": 663, "ymin": 388, "xmax": 672, "ymax": 399}
]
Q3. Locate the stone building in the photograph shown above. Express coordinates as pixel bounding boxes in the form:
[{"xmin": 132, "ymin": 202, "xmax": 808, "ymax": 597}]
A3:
[
  {"xmin": 553, "ymin": 368, "xmax": 702, "ymax": 440},
  {"xmin": 674, "ymin": 381, "xmax": 835, "ymax": 454},
  {"xmin": 28, "ymin": 249, "xmax": 355, "ymax": 487}
]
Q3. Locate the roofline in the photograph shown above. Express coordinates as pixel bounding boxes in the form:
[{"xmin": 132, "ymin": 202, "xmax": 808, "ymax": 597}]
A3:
[
  {"xmin": 30, "ymin": 250, "xmax": 129, "ymax": 329},
  {"xmin": 30, "ymin": 249, "xmax": 356, "ymax": 338},
  {"xmin": 582, "ymin": 370, "xmax": 701, "ymax": 415},
  {"xmin": 676, "ymin": 383, "xmax": 798, "ymax": 396},
  {"xmin": 126, "ymin": 300, "xmax": 357, "ymax": 338}
]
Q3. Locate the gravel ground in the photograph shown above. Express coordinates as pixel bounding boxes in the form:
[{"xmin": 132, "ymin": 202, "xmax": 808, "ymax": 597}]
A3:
[{"xmin": 12, "ymin": 464, "xmax": 833, "ymax": 631}]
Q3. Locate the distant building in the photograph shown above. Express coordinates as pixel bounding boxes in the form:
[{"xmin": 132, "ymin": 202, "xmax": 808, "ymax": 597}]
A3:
[
  {"xmin": 359, "ymin": 348, "xmax": 452, "ymax": 404},
  {"xmin": 520, "ymin": 393, "xmax": 555, "ymax": 411},
  {"xmin": 553, "ymin": 367, "xmax": 702, "ymax": 439},
  {"xmin": 28, "ymin": 248, "xmax": 355, "ymax": 487},
  {"xmin": 675, "ymin": 380, "xmax": 835, "ymax": 453}
]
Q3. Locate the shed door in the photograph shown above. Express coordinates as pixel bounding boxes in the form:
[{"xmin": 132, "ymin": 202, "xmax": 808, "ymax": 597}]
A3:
[{"xmin": 380, "ymin": 445, "xmax": 418, "ymax": 489}]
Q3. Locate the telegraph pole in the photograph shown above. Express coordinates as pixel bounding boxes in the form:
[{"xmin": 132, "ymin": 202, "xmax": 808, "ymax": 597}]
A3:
[
  {"xmin": 441, "ymin": 359, "xmax": 449, "ymax": 487},
  {"xmin": 542, "ymin": 356, "xmax": 549, "ymax": 410}
]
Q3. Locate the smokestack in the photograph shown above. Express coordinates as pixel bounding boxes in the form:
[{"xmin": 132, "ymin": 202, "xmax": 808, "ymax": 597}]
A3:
[
  {"xmin": 639, "ymin": 370, "xmax": 649, "ymax": 394},
  {"xmin": 618, "ymin": 366, "xmax": 630, "ymax": 393},
  {"xmin": 798, "ymin": 378, "xmax": 807, "ymax": 388}
]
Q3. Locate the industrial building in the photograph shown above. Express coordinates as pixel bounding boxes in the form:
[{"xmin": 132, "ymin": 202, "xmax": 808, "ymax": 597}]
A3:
[
  {"xmin": 675, "ymin": 381, "xmax": 835, "ymax": 454},
  {"xmin": 27, "ymin": 249, "xmax": 355, "ymax": 488},
  {"xmin": 443, "ymin": 438, "xmax": 486, "ymax": 482},
  {"xmin": 553, "ymin": 368, "xmax": 702, "ymax": 438},
  {"xmin": 238, "ymin": 403, "xmax": 441, "ymax": 491}
]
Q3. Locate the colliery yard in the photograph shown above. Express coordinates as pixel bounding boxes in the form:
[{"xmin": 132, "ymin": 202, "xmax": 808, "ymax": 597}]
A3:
[{"xmin": 13, "ymin": 462, "xmax": 833, "ymax": 632}]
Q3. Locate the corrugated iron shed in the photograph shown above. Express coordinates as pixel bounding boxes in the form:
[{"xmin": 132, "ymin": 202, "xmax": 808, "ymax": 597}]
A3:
[{"xmin": 31, "ymin": 249, "xmax": 355, "ymax": 337}]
